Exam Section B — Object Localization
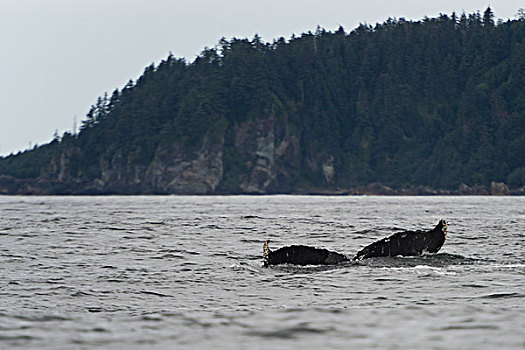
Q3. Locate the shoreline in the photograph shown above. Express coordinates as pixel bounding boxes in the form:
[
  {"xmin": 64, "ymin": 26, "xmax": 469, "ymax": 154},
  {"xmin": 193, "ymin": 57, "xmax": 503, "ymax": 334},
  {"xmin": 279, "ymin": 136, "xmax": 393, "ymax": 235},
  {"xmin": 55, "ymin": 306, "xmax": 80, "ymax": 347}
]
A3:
[{"xmin": 1, "ymin": 175, "xmax": 523, "ymax": 196}]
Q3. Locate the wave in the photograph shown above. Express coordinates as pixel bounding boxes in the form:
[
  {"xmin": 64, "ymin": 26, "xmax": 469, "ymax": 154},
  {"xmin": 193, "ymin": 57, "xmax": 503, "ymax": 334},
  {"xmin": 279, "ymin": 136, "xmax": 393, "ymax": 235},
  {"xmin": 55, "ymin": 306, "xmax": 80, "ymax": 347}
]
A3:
[
  {"xmin": 250, "ymin": 252, "xmax": 486, "ymax": 272},
  {"xmin": 244, "ymin": 323, "xmax": 333, "ymax": 339},
  {"xmin": 140, "ymin": 290, "xmax": 172, "ymax": 298},
  {"xmin": 355, "ymin": 253, "xmax": 480, "ymax": 268},
  {"xmin": 0, "ymin": 335, "xmax": 38, "ymax": 341},
  {"xmin": 241, "ymin": 215, "xmax": 264, "ymax": 219},
  {"xmin": 479, "ymin": 292, "xmax": 524, "ymax": 299},
  {"xmin": 229, "ymin": 262, "xmax": 266, "ymax": 273},
  {"xmin": 0, "ymin": 312, "xmax": 71, "ymax": 322}
]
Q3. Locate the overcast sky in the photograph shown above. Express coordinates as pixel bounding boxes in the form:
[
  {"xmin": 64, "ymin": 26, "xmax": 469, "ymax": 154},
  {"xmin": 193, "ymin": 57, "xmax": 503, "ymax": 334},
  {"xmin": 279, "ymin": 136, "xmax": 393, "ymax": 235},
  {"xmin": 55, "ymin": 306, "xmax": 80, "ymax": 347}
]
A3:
[{"xmin": 0, "ymin": 0, "xmax": 522, "ymax": 156}]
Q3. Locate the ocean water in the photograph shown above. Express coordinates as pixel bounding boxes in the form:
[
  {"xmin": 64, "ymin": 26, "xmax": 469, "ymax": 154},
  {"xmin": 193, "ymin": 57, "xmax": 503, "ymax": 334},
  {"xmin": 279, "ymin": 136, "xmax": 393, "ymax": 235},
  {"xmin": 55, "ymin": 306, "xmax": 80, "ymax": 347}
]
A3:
[{"xmin": 0, "ymin": 195, "xmax": 523, "ymax": 349}]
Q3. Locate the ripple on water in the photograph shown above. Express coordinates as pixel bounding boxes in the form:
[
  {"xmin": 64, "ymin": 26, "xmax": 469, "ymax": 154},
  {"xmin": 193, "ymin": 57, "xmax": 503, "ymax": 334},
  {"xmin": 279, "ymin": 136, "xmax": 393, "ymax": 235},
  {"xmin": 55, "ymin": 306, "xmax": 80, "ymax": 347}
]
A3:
[{"xmin": 479, "ymin": 292, "xmax": 523, "ymax": 299}]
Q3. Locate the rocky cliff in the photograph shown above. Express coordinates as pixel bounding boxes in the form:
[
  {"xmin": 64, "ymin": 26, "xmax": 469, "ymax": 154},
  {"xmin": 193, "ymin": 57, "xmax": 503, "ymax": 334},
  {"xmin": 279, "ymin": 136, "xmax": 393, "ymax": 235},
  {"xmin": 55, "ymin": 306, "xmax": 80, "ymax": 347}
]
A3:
[{"xmin": 37, "ymin": 114, "xmax": 308, "ymax": 194}]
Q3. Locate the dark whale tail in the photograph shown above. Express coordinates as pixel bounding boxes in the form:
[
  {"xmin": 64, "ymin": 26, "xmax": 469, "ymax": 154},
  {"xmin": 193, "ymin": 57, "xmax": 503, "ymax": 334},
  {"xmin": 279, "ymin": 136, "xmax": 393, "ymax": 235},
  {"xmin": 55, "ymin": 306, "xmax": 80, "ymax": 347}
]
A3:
[
  {"xmin": 263, "ymin": 240, "xmax": 349, "ymax": 267},
  {"xmin": 353, "ymin": 219, "xmax": 448, "ymax": 260}
]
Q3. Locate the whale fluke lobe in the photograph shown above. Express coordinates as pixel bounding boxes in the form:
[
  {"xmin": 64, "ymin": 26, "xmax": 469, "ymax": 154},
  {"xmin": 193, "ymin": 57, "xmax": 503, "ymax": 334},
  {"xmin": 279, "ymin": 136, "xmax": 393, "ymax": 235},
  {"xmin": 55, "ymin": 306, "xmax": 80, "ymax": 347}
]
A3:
[
  {"xmin": 353, "ymin": 219, "xmax": 448, "ymax": 260},
  {"xmin": 263, "ymin": 240, "xmax": 349, "ymax": 267}
]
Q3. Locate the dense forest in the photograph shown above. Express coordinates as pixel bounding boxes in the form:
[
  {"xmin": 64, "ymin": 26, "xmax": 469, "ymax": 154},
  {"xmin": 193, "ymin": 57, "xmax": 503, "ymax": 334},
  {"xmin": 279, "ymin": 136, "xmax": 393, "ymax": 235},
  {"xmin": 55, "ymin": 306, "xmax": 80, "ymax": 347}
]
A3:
[{"xmin": 1, "ymin": 8, "xmax": 524, "ymax": 195}]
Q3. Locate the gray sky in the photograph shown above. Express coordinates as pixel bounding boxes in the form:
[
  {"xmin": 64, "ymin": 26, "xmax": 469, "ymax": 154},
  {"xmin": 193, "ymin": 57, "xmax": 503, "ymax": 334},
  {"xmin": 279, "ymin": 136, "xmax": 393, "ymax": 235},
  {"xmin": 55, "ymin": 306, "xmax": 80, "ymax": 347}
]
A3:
[{"xmin": 1, "ymin": 0, "xmax": 522, "ymax": 156}]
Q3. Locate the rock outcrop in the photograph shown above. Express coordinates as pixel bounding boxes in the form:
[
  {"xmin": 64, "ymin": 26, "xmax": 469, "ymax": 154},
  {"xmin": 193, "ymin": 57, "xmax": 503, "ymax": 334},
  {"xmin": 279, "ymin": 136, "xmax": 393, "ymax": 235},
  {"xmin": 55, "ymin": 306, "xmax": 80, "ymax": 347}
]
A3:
[{"xmin": 145, "ymin": 134, "xmax": 224, "ymax": 194}]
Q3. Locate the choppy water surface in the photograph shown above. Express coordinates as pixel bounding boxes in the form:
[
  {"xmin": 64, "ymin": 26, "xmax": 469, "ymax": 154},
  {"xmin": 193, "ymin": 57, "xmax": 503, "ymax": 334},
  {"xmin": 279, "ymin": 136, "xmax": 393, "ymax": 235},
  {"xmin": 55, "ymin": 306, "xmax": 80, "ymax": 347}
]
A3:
[{"xmin": 0, "ymin": 195, "xmax": 523, "ymax": 349}]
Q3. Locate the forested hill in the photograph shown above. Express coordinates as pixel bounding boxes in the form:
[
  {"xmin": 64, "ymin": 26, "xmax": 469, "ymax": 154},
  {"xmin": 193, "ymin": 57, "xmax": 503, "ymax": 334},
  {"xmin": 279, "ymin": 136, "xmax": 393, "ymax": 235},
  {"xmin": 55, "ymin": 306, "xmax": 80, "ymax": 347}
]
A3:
[{"xmin": 1, "ymin": 8, "xmax": 524, "ymax": 195}]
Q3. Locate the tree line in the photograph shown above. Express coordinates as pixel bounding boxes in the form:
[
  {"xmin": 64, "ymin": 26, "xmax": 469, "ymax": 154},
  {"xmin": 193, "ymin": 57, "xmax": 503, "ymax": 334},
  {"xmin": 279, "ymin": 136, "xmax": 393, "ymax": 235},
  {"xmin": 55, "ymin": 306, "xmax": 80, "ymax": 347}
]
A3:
[{"xmin": 1, "ymin": 7, "xmax": 524, "ymax": 192}]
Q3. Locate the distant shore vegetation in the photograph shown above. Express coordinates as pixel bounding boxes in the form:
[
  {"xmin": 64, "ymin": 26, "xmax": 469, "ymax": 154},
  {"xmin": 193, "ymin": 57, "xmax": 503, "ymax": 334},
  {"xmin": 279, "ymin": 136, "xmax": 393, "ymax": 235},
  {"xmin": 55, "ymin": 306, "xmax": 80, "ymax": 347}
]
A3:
[{"xmin": 1, "ymin": 7, "xmax": 524, "ymax": 195}]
